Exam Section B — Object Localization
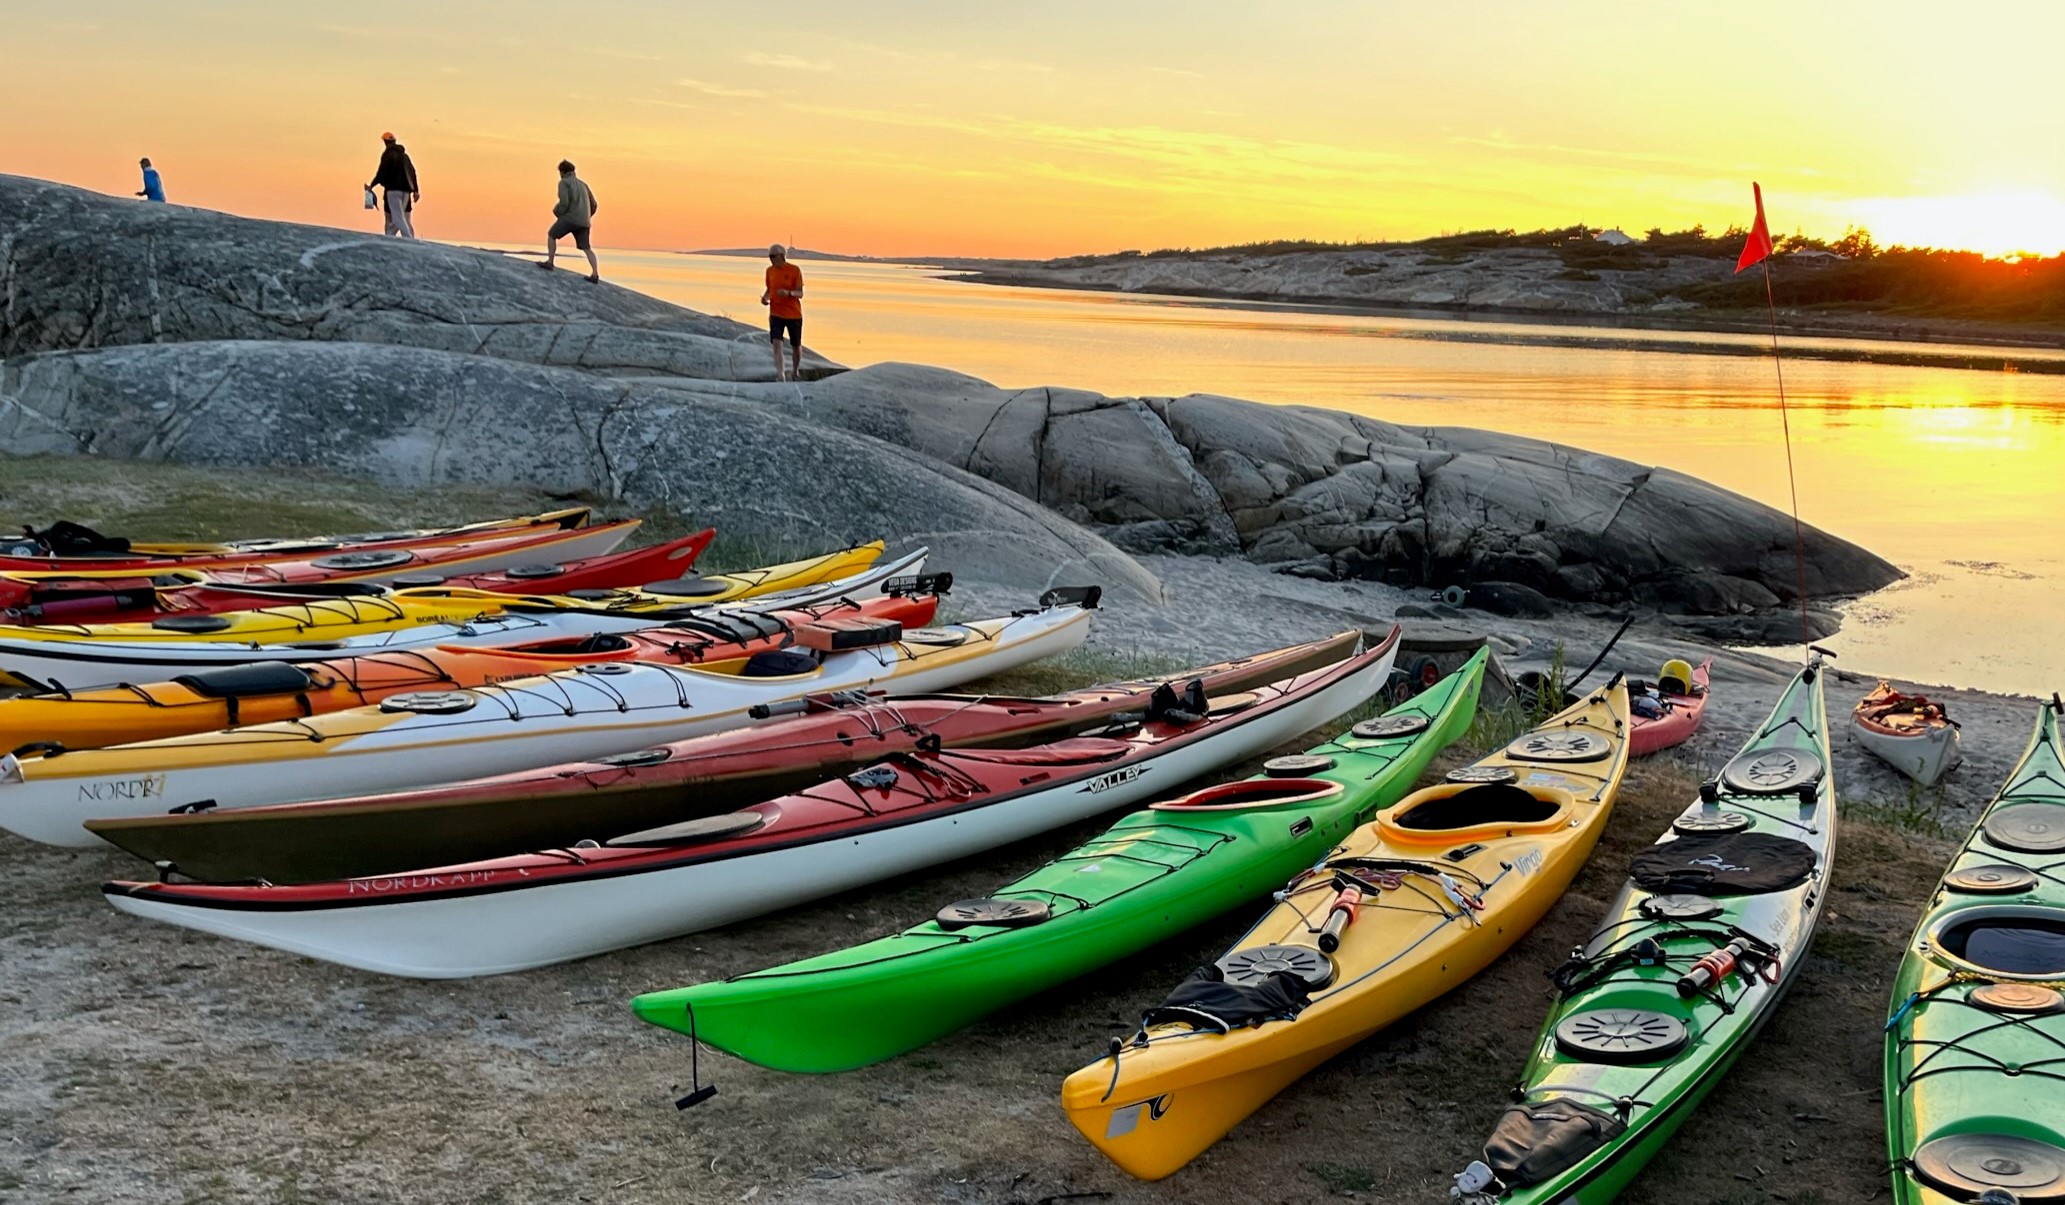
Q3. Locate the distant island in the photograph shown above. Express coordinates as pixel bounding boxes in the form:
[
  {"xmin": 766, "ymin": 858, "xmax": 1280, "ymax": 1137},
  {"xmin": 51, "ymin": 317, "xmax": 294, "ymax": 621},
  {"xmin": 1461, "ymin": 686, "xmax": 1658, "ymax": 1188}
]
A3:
[{"xmin": 701, "ymin": 228, "xmax": 2065, "ymax": 352}]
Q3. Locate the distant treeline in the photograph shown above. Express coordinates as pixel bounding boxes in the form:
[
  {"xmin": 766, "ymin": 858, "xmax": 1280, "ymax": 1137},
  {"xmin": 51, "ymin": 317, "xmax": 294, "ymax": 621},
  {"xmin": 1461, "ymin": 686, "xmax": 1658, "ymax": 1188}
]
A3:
[{"xmin": 1065, "ymin": 226, "xmax": 2065, "ymax": 325}]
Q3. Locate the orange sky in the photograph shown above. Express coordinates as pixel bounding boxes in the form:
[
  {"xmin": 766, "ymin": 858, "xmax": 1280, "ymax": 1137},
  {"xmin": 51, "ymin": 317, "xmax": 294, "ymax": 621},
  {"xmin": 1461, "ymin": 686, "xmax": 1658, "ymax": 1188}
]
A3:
[{"xmin": 11, "ymin": 1, "xmax": 2065, "ymax": 257}]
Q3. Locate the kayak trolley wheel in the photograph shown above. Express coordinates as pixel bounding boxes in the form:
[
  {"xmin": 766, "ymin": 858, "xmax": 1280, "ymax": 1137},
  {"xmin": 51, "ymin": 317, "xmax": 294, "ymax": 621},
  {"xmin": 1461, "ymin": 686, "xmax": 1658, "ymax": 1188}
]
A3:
[
  {"xmin": 641, "ymin": 577, "xmax": 730, "ymax": 598},
  {"xmin": 312, "ymin": 549, "xmax": 417, "ymax": 571},
  {"xmin": 1440, "ymin": 586, "xmax": 1467, "ymax": 607},
  {"xmin": 150, "ymin": 615, "xmax": 234, "ymax": 633},
  {"xmin": 935, "ymin": 898, "xmax": 1053, "ymax": 931},
  {"xmin": 1553, "ymin": 1008, "xmax": 1688, "ymax": 1064},
  {"xmin": 1447, "ymin": 765, "xmax": 1518, "ymax": 785},
  {"xmin": 1506, "ymin": 730, "xmax": 1613, "ymax": 763},
  {"xmin": 390, "ymin": 573, "xmax": 447, "ymax": 588},
  {"xmin": 1971, "ymin": 983, "xmax": 2065, "ymax": 1015},
  {"xmin": 575, "ymin": 663, "xmax": 635, "ymax": 676},
  {"xmin": 1946, "ymin": 864, "xmax": 2042, "ymax": 895},
  {"xmin": 1673, "ymin": 810, "xmax": 1751, "ymax": 835},
  {"xmin": 504, "ymin": 563, "xmax": 566, "ymax": 579},
  {"xmin": 1719, "ymin": 748, "xmax": 1824, "ymax": 797},
  {"xmin": 378, "ymin": 690, "xmax": 478, "ymax": 715},
  {"xmin": 1639, "ymin": 893, "xmax": 1723, "ymax": 921},
  {"xmin": 1218, "ymin": 944, "xmax": 1334, "ymax": 991},
  {"xmin": 1264, "ymin": 754, "xmax": 1335, "ymax": 778},
  {"xmin": 1351, "ymin": 714, "xmax": 1431, "ymax": 740},
  {"xmin": 606, "ymin": 812, "xmax": 766, "ymax": 847},
  {"xmin": 1912, "ymin": 1133, "xmax": 2065, "ymax": 1202},
  {"xmin": 591, "ymin": 747, "xmax": 672, "ymax": 768},
  {"xmin": 902, "ymin": 627, "xmax": 971, "ymax": 646},
  {"xmin": 1985, "ymin": 805, "xmax": 2065, "ymax": 854}
]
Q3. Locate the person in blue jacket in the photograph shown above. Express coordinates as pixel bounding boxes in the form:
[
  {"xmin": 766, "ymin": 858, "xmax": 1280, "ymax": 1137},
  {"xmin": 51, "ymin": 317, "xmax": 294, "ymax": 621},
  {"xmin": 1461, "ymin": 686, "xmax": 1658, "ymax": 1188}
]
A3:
[{"xmin": 136, "ymin": 158, "xmax": 165, "ymax": 202}]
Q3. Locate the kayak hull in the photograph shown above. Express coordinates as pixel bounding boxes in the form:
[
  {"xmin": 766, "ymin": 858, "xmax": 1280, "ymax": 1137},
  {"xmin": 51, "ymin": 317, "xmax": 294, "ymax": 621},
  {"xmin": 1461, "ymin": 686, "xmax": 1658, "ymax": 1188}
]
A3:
[{"xmin": 1628, "ymin": 658, "xmax": 1711, "ymax": 757}]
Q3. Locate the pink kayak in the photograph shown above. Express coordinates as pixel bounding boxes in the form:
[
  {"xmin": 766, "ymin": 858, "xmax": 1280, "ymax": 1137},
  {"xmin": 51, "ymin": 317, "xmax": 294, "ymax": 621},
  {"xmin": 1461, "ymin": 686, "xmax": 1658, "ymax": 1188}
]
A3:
[{"xmin": 1629, "ymin": 657, "xmax": 1711, "ymax": 756}]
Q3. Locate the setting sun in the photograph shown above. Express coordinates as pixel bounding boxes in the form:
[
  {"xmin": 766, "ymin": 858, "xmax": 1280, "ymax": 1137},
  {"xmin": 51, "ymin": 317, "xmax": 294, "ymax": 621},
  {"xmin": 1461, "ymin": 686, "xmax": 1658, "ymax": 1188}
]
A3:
[{"xmin": 1852, "ymin": 190, "xmax": 2065, "ymax": 258}]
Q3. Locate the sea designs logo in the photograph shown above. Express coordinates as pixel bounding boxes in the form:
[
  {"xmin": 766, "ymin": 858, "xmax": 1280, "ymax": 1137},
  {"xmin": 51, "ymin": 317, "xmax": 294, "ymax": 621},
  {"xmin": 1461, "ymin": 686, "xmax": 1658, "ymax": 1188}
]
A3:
[
  {"xmin": 1104, "ymin": 1094, "xmax": 1172, "ymax": 1139},
  {"xmin": 76, "ymin": 775, "xmax": 167, "ymax": 804},
  {"xmin": 1079, "ymin": 766, "xmax": 1146, "ymax": 794}
]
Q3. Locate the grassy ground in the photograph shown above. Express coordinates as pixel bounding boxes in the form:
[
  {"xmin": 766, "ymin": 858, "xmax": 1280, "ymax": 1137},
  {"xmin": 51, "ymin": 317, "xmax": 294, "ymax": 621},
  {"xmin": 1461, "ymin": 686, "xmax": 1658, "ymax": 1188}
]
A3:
[{"xmin": 0, "ymin": 454, "xmax": 1959, "ymax": 1204}]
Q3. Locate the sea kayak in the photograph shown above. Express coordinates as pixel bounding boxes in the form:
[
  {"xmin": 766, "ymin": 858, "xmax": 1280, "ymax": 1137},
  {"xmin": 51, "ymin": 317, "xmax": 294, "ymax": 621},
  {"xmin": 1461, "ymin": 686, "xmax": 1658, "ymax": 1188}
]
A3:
[
  {"xmin": 101, "ymin": 631, "xmax": 1387, "ymax": 978},
  {"xmin": 1063, "ymin": 677, "xmax": 1631, "ymax": 1180},
  {"xmin": 1444, "ymin": 653, "xmax": 1834, "ymax": 1204},
  {"xmin": 0, "ymin": 529, "xmax": 718, "ymax": 624},
  {"xmin": 1884, "ymin": 693, "xmax": 2065, "ymax": 1205},
  {"xmin": 87, "ymin": 629, "xmax": 1364, "ymax": 884},
  {"xmin": 0, "ymin": 543, "xmax": 898, "ymax": 691},
  {"xmin": 1853, "ymin": 680, "xmax": 1963, "ymax": 786},
  {"xmin": 1629, "ymin": 657, "xmax": 1711, "ymax": 757},
  {"xmin": 2, "ymin": 514, "xmax": 638, "ymax": 591},
  {"xmin": 1, "ymin": 589, "xmax": 941, "ymax": 753},
  {"xmin": 633, "ymin": 642, "xmax": 1480, "ymax": 1072},
  {"xmin": 0, "ymin": 507, "xmax": 598, "ymax": 568},
  {"xmin": 4, "ymin": 596, "xmax": 1091, "ymax": 846}
]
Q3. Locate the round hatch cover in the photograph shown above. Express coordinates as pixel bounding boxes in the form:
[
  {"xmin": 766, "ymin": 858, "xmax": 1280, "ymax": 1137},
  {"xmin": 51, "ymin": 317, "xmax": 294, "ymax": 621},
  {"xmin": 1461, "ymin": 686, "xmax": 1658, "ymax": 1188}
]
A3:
[
  {"xmin": 1351, "ymin": 714, "xmax": 1431, "ymax": 740},
  {"xmin": 1913, "ymin": 1133, "xmax": 2065, "ymax": 1201},
  {"xmin": 1447, "ymin": 765, "xmax": 1518, "ymax": 785},
  {"xmin": 935, "ymin": 898, "xmax": 1053, "ymax": 931},
  {"xmin": 1264, "ymin": 754, "xmax": 1335, "ymax": 778},
  {"xmin": 575, "ymin": 663, "xmax": 635, "ymax": 676},
  {"xmin": 565, "ymin": 588, "xmax": 621, "ymax": 601},
  {"xmin": 311, "ymin": 549, "xmax": 416, "ymax": 571},
  {"xmin": 390, "ymin": 574, "xmax": 447, "ymax": 588},
  {"xmin": 1985, "ymin": 806, "xmax": 2065, "ymax": 855},
  {"xmin": 1639, "ymin": 894, "xmax": 1724, "ymax": 921},
  {"xmin": 606, "ymin": 811, "xmax": 766, "ymax": 847},
  {"xmin": 504, "ymin": 563, "xmax": 566, "ymax": 579},
  {"xmin": 1219, "ymin": 944, "xmax": 1335, "ymax": 991},
  {"xmin": 1947, "ymin": 864, "xmax": 2043, "ymax": 895},
  {"xmin": 641, "ymin": 577, "xmax": 730, "ymax": 598},
  {"xmin": 1674, "ymin": 810, "xmax": 1752, "ymax": 835},
  {"xmin": 150, "ymin": 615, "xmax": 234, "ymax": 633},
  {"xmin": 1720, "ymin": 748, "xmax": 1825, "ymax": 796},
  {"xmin": 591, "ymin": 747, "xmax": 672, "ymax": 768},
  {"xmin": 1507, "ymin": 730, "xmax": 1613, "ymax": 763},
  {"xmin": 1971, "ymin": 983, "xmax": 2065, "ymax": 1015},
  {"xmin": 1554, "ymin": 1008, "xmax": 1689, "ymax": 1064},
  {"xmin": 378, "ymin": 690, "xmax": 478, "ymax": 715},
  {"xmin": 902, "ymin": 627, "xmax": 971, "ymax": 646}
]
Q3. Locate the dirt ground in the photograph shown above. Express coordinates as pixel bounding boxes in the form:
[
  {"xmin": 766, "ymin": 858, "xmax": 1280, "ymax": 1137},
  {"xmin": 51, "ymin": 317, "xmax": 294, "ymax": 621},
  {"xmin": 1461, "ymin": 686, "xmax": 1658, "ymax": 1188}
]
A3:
[{"xmin": 0, "ymin": 456, "xmax": 1983, "ymax": 1204}]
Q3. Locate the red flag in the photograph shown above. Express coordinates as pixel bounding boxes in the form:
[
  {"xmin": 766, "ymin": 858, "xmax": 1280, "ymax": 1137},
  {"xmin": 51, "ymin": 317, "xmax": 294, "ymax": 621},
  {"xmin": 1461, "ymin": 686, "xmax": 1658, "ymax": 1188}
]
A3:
[{"xmin": 1735, "ymin": 182, "xmax": 1774, "ymax": 273}]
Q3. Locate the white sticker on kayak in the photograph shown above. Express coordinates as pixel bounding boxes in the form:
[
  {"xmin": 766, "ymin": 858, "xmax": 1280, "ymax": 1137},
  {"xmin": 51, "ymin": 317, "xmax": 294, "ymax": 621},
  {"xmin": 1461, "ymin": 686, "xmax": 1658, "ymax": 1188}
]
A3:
[{"xmin": 1105, "ymin": 1094, "xmax": 1170, "ymax": 1138}]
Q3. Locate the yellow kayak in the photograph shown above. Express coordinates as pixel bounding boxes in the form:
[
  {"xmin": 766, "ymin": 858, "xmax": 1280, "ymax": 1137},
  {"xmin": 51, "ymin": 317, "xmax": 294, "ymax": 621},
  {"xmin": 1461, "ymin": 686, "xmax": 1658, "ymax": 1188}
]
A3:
[{"xmin": 1062, "ymin": 677, "xmax": 1631, "ymax": 1180}]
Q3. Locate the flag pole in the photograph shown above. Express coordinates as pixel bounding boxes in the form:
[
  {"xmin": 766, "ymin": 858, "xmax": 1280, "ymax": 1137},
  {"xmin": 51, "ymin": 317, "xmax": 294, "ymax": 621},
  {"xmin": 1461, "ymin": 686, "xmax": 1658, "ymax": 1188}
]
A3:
[{"xmin": 1749, "ymin": 191, "xmax": 1815, "ymax": 654}]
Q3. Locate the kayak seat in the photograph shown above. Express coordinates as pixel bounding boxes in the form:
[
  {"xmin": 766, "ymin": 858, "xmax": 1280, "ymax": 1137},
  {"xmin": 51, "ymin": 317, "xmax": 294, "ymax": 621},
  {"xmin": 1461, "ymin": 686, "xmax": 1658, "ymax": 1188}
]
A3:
[
  {"xmin": 171, "ymin": 662, "xmax": 317, "ymax": 698},
  {"xmin": 1394, "ymin": 784, "xmax": 1562, "ymax": 830},
  {"xmin": 953, "ymin": 738, "xmax": 1133, "ymax": 766},
  {"xmin": 1154, "ymin": 778, "xmax": 1344, "ymax": 812}
]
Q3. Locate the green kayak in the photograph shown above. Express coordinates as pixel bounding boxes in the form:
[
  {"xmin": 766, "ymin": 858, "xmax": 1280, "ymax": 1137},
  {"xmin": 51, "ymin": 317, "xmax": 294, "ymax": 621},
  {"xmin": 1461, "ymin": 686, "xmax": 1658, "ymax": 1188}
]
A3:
[
  {"xmin": 630, "ymin": 648, "xmax": 1486, "ymax": 1072},
  {"xmin": 1885, "ymin": 693, "xmax": 2065, "ymax": 1205},
  {"xmin": 1449, "ymin": 653, "xmax": 1835, "ymax": 1204}
]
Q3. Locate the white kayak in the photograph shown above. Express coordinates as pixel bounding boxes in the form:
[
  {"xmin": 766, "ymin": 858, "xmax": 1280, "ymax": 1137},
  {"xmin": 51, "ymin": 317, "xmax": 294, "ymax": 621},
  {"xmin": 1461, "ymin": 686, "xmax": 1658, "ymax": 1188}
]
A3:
[
  {"xmin": 99, "ymin": 641, "xmax": 1393, "ymax": 978},
  {"xmin": 0, "ymin": 549, "xmax": 927, "ymax": 692},
  {"xmin": 1851, "ymin": 680, "xmax": 1962, "ymax": 786},
  {"xmin": 0, "ymin": 595, "xmax": 1090, "ymax": 847}
]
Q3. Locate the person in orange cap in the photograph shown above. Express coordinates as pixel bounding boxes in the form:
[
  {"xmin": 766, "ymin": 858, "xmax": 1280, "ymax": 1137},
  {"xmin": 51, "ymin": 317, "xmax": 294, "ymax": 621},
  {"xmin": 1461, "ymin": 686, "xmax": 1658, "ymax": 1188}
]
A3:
[{"xmin": 366, "ymin": 132, "xmax": 419, "ymax": 238}]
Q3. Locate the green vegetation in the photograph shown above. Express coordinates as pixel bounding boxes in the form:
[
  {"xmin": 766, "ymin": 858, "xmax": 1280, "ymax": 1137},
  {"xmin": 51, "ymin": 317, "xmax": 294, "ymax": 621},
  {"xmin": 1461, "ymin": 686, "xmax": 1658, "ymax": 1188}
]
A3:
[{"xmin": 1308, "ymin": 1162, "xmax": 1380, "ymax": 1193}]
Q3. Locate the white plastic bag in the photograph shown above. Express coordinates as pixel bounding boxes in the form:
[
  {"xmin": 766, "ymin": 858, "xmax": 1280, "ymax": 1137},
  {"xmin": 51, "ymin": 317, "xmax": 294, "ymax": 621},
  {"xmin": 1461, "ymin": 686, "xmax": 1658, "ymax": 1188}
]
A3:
[{"xmin": 363, "ymin": 187, "xmax": 378, "ymax": 211}]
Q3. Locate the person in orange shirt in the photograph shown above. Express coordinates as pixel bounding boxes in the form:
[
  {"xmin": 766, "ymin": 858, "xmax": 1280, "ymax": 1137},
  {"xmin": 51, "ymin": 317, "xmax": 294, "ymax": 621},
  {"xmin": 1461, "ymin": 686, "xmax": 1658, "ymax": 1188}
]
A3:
[{"xmin": 760, "ymin": 244, "xmax": 806, "ymax": 382}]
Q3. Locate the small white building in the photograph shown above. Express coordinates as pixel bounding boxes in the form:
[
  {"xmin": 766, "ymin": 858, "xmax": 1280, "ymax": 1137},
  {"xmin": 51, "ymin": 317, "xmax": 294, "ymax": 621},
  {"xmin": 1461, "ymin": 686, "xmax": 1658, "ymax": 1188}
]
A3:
[{"xmin": 1593, "ymin": 227, "xmax": 1636, "ymax": 246}]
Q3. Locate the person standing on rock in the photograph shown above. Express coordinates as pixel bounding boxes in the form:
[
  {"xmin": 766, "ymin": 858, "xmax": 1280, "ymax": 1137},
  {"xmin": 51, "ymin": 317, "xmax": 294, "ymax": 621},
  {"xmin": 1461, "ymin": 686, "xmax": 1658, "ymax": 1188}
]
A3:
[
  {"xmin": 540, "ymin": 160, "xmax": 600, "ymax": 283},
  {"xmin": 367, "ymin": 132, "xmax": 419, "ymax": 238},
  {"xmin": 135, "ymin": 158, "xmax": 165, "ymax": 202},
  {"xmin": 761, "ymin": 244, "xmax": 805, "ymax": 381}
]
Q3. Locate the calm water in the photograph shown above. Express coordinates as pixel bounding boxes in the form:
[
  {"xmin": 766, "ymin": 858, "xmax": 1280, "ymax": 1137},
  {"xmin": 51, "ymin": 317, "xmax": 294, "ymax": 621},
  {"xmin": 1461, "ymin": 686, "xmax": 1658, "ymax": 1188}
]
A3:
[{"xmin": 601, "ymin": 249, "xmax": 2065, "ymax": 698}]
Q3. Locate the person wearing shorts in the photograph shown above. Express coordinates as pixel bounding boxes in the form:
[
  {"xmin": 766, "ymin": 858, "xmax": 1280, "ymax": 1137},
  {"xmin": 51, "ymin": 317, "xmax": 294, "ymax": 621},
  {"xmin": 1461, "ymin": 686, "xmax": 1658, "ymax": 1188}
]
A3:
[
  {"xmin": 761, "ymin": 244, "xmax": 805, "ymax": 381},
  {"xmin": 542, "ymin": 159, "xmax": 600, "ymax": 283}
]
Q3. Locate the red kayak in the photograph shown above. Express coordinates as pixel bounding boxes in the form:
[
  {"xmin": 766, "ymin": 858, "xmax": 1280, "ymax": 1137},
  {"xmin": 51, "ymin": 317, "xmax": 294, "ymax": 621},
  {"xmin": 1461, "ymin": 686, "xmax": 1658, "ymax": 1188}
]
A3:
[
  {"xmin": 86, "ymin": 629, "xmax": 1373, "ymax": 885},
  {"xmin": 1628, "ymin": 656, "xmax": 1712, "ymax": 756},
  {"xmin": 102, "ymin": 633, "xmax": 1393, "ymax": 977},
  {"xmin": 0, "ymin": 528, "xmax": 713, "ymax": 624},
  {"xmin": 0, "ymin": 507, "xmax": 598, "ymax": 572}
]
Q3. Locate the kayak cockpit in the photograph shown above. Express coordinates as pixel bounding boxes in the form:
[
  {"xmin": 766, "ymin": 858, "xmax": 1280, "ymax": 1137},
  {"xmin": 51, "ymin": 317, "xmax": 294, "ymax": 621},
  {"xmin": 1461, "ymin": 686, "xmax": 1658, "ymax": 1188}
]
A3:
[{"xmin": 1378, "ymin": 783, "xmax": 1574, "ymax": 844}]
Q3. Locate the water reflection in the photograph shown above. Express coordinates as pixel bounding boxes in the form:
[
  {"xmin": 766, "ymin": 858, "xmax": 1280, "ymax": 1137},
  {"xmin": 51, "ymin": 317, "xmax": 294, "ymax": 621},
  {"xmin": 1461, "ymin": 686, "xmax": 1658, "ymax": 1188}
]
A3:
[{"xmin": 594, "ymin": 249, "xmax": 2065, "ymax": 697}]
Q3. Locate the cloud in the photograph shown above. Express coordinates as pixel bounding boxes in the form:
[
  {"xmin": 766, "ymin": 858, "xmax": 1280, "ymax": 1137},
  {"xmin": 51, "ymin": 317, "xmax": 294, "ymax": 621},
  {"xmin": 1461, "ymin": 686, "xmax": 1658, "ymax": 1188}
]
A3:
[
  {"xmin": 678, "ymin": 78, "xmax": 766, "ymax": 99},
  {"xmin": 744, "ymin": 51, "xmax": 832, "ymax": 72}
]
